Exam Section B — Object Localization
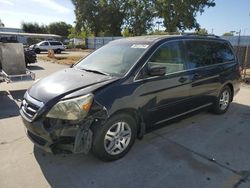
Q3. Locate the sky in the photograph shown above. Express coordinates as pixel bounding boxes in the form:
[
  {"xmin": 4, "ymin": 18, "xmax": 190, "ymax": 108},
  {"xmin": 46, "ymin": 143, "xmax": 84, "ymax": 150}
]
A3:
[{"xmin": 0, "ymin": 0, "xmax": 249, "ymax": 36}]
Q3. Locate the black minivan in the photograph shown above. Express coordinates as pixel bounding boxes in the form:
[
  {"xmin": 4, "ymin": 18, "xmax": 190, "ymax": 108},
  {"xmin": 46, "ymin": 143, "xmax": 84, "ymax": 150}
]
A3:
[{"xmin": 20, "ymin": 35, "xmax": 241, "ymax": 161}]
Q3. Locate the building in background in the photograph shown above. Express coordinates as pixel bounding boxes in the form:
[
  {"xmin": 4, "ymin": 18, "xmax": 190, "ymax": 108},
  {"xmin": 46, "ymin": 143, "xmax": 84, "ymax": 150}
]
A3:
[{"xmin": 0, "ymin": 27, "xmax": 61, "ymax": 44}]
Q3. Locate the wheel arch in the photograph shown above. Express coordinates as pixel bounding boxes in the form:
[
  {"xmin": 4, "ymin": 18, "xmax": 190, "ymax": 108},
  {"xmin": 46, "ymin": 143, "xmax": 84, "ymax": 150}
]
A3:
[
  {"xmin": 224, "ymin": 83, "xmax": 234, "ymax": 102},
  {"xmin": 108, "ymin": 108, "xmax": 146, "ymax": 139}
]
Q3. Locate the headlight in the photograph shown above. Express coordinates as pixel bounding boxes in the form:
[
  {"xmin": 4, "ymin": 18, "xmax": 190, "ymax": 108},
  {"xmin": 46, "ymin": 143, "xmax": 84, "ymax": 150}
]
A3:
[{"xmin": 46, "ymin": 94, "xmax": 93, "ymax": 121}]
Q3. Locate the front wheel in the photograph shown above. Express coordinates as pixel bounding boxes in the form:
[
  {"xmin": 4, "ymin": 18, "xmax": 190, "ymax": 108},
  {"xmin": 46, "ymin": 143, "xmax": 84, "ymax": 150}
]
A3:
[
  {"xmin": 35, "ymin": 48, "xmax": 41, "ymax": 54},
  {"xmin": 212, "ymin": 86, "xmax": 232, "ymax": 114},
  {"xmin": 92, "ymin": 113, "xmax": 137, "ymax": 161}
]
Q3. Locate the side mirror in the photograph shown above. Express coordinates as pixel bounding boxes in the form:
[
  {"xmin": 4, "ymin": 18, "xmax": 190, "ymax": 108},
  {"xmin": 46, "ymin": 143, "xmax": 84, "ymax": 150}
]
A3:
[
  {"xmin": 148, "ymin": 65, "xmax": 166, "ymax": 76},
  {"xmin": 70, "ymin": 64, "xmax": 74, "ymax": 68}
]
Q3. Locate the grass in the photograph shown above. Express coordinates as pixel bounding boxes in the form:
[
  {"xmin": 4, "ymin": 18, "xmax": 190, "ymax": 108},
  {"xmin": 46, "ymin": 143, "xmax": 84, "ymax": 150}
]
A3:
[{"xmin": 37, "ymin": 50, "xmax": 92, "ymax": 65}]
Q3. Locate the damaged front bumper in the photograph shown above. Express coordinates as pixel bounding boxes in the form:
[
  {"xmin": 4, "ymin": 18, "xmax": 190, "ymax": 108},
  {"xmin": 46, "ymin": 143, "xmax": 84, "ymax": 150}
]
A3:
[{"xmin": 20, "ymin": 101, "xmax": 108, "ymax": 154}]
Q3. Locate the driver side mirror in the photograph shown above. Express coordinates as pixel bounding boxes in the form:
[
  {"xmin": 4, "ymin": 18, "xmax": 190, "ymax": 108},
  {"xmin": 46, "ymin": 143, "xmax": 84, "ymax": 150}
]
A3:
[{"xmin": 148, "ymin": 65, "xmax": 166, "ymax": 76}]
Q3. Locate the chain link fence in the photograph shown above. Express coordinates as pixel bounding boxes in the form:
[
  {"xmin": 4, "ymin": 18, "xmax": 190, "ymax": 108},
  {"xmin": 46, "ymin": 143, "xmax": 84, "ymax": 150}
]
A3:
[{"xmin": 85, "ymin": 37, "xmax": 122, "ymax": 49}]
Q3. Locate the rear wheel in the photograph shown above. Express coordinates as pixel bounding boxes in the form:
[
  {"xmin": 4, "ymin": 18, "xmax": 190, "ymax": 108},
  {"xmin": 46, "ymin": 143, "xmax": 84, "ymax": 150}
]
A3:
[
  {"xmin": 212, "ymin": 86, "xmax": 232, "ymax": 114},
  {"xmin": 92, "ymin": 113, "xmax": 137, "ymax": 161}
]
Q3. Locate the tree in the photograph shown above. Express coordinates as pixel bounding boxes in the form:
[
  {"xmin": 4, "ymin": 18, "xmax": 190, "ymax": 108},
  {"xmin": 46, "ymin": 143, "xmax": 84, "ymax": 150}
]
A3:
[
  {"xmin": 0, "ymin": 19, "xmax": 4, "ymax": 27},
  {"xmin": 48, "ymin": 22, "xmax": 72, "ymax": 37},
  {"xmin": 223, "ymin": 32, "xmax": 234, "ymax": 36},
  {"xmin": 72, "ymin": 0, "xmax": 102, "ymax": 36},
  {"xmin": 196, "ymin": 28, "xmax": 208, "ymax": 35},
  {"xmin": 21, "ymin": 22, "xmax": 47, "ymax": 33},
  {"xmin": 68, "ymin": 27, "xmax": 92, "ymax": 38},
  {"xmin": 155, "ymin": 0, "xmax": 215, "ymax": 32},
  {"xmin": 124, "ymin": 0, "xmax": 155, "ymax": 36},
  {"xmin": 122, "ymin": 27, "xmax": 133, "ymax": 37},
  {"xmin": 72, "ymin": 0, "xmax": 126, "ymax": 36}
]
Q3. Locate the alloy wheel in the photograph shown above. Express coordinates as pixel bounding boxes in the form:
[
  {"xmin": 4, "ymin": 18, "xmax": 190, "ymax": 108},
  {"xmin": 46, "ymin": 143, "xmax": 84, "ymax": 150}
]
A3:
[
  {"xmin": 219, "ymin": 90, "xmax": 230, "ymax": 110},
  {"xmin": 104, "ymin": 121, "xmax": 132, "ymax": 155}
]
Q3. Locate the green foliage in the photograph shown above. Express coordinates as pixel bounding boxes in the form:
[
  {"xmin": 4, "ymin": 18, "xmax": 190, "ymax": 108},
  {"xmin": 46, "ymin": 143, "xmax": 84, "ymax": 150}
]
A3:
[
  {"xmin": 48, "ymin": 22, "xmax": 72, "ymax": 37},
  {"xmin": 71, "ymin": 0, "xmax": 215, "ymax": 36},
  {"xmin": 196, "ymin": 28, "xmax": 208, "ymax": 35},
  {"xmin": 68, "ymin": 27, "xmax": 85, "ymax": 38},
  {"xmin": 21, "ymin": 22, "xmax": 48, "ymax": 33},
  {"xmin": 122, "ymin": 27, "xmax": 134, "ymax": 37},
  {"xmin": 75, "ymin": 44, "xmax": 86, "ymax": 49},
  {"xmin": 154, "ymin": 0, "xmax": 215, "ymax": 32},
  {"xmin": 21, "ymin": 22, "xmax": 72, "ymax": 37},
  {"xmin": 71, "ymin": 0, "xmax": 125, "ymax": 36},
  {"xmin": 223, "ymin": 32, "xmax": 234, "ymax": 36},
  {"xmin": 124, "ymin": 0, "xmax": 155, "ymax": 36}
]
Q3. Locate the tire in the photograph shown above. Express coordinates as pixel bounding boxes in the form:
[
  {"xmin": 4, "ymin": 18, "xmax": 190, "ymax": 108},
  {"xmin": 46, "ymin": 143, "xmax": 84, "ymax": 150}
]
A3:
[
  {"xmin": 92, "ymin": 113, "xmax": 137, "ymax": 161},
  {"xmin": 212, "ymin": 86, "xmax": 232, "ymax": 114},
  {"xmin": 56, "ymin": 49, "xmax": 61, "ymax": 54},
  {"xmin": 35, "ymin": 48, "xmax": 41, "ymax": 54}
]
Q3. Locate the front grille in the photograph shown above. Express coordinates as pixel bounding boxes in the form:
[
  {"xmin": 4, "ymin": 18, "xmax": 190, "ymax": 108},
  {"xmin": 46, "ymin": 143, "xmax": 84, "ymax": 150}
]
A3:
[
  {"xmin": 21, "ymin": 93, "xmax": 44, "ymax": 120},
  {"xmin": 27, "ymin": 131, "xmax": 46, "ymax": 146},
  {"xmin": 21, "ymin": 99, "xmax": 39, "ymax": 118}
]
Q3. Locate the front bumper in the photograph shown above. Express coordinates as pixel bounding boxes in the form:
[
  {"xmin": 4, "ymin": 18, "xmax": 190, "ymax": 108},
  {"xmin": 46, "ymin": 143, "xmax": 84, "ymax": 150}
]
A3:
[{"xmin": 21, "ymin": 110, "xmax": 93, "ymax": 154}]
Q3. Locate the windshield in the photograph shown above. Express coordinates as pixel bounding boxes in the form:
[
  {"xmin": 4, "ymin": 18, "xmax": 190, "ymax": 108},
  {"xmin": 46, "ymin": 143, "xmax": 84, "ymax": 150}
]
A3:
[{"xmin": 75, "ymin": 42, "xmax": 148, "ymax": 77}]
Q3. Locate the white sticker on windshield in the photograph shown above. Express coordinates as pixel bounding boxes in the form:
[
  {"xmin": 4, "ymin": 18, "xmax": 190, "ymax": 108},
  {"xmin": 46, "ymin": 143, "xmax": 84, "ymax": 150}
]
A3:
[{"xmin": 131, "ymin": 44, "xmax": 149, "ymax": 49}]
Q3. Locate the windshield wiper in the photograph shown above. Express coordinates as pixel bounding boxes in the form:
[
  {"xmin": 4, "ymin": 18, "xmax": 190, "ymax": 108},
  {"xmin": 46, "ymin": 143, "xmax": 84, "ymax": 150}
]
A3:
[{"xmin": 81, "ymin": 68, "xmax": 110, "ymax": 76}]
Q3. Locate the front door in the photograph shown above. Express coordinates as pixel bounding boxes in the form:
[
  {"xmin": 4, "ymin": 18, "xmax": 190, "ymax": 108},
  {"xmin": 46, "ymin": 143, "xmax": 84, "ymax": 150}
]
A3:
[{"xmin": 138, "ymin": 40, "xmax": 193, "ymax": 128}]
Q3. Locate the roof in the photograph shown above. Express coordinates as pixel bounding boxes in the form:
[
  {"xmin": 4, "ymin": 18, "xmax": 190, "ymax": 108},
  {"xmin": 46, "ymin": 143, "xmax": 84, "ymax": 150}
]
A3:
[
  {"xmin": 110, "ymin": 34, "xmax": 224, "ymax": 45},
  {"xmin": 0, "ymin": 31, "xmax": 61, "ymax": 38},
  {"xmin": 114, "ymin": 35, "xmax": 178, "ymax": 44}
]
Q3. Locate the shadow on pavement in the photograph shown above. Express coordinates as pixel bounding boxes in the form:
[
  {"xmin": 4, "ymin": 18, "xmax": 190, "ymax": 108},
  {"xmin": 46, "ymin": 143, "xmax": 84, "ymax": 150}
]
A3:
[
  {"xmin": 0, "ymin": 90, "xmax": 26, "ymax": 119},
  {"xmin": 33, "ymin": 102, "xmax": 250, "ymax": 188},
  {"xmin": 27, "ymin": 65, "xmax": 45, "ymax": 71}
]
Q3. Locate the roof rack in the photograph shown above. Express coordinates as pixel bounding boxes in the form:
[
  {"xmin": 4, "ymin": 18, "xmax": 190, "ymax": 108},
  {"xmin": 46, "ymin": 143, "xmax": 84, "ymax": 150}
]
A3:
[{"xmin": 181, "ymin": 33, "xmax": 220, "ymax": 38}]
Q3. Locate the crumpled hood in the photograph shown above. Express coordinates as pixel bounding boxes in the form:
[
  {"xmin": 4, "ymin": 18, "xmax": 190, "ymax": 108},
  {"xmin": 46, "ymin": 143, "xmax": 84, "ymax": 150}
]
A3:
[{"xmin": 28, "ymin": 68, "xmax": 116, "ymax": 103}]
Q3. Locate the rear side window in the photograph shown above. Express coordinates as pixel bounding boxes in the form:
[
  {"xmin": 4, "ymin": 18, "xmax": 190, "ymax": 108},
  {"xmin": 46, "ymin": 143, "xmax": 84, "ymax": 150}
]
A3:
[
  {"xmin": 213, "ymin": 42, "xmax": 235, "ymax": 63},
  {"xmin": 185, "ymin": 40, "xmax": 214, "ymax": 69},
  {"xmin": 49, "ymin": 42, "xmax": 62, "ymax": 46},
  {"xmin": 148, "ymin": 41, "xmax": 186, "ymax": 74}
]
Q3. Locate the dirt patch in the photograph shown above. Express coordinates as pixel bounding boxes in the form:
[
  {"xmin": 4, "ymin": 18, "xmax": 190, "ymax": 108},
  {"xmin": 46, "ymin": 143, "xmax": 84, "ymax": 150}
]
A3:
[{"xmin": 37, "ymin": 50, "xmax": 92, "ymax": 65}]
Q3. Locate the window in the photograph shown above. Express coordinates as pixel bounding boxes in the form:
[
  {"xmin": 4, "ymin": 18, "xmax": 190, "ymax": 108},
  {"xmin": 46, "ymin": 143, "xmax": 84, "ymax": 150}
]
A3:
[
  {"xmin": 40, "ymin": 42, "xmax": 49, "ymax": 46},
  {"xmin": 75, "ymin": 43, "xmax": 147, "ymax": 77},
  {"xmin": 50, "ymin": 42, "xmax": 62, "ymax": 46},
  {"xmin": 148, "ymin": 41, "xmax": 186, "ymax": 74},
  {"xmin": 185, "ymin": 40, "xmax": 214, "ymax": 69},
  {"xmin": 213, "ymin": 42, "xmax": 235, "ymax": 63}
]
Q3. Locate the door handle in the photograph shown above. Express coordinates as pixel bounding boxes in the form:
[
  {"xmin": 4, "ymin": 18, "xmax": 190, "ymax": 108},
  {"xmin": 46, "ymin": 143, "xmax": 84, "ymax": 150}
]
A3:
[{"xmin": 178, "ymin": 77, "xmax": 188, "ymax": 83}]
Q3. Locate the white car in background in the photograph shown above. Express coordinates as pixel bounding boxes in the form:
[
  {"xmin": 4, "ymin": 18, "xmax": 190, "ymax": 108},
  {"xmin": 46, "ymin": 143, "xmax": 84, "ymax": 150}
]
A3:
[{"xmin": 30, "ymin": 41, "xmax": 65, "ymax": 54}]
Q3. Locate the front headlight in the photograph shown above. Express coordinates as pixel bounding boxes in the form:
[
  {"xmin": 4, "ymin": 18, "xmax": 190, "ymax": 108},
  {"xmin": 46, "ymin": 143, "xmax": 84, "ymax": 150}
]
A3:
[{"xmin": 46, "ymin": 94, "xmax": 93, "ymax": 121}]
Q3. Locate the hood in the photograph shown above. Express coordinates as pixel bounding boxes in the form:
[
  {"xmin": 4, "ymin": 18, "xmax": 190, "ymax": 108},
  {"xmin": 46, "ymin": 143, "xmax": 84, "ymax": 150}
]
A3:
[{"xmin": 28, "ymin": 68, "xmax": 117, "ymax": 103}]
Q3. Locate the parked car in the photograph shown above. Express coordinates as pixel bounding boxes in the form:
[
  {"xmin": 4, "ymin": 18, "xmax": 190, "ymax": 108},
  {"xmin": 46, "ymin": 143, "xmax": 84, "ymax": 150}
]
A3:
[
  {"xmin": 24, "ymin": 48, "xmax": 37, "ymax": 66},
  {"xmin": 30, "ymin": 41, "xmax": 65, "ymax": 54},
  {"xmin": 20, "ymin": 35, "xmax": 241, "ymax": 161}
]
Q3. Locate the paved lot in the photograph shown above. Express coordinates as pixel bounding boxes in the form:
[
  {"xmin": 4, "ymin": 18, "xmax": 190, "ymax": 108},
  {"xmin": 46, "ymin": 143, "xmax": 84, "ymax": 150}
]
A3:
[{"xmin": 0, "ymin": 61, "xmax": 250, "ymax": 188}]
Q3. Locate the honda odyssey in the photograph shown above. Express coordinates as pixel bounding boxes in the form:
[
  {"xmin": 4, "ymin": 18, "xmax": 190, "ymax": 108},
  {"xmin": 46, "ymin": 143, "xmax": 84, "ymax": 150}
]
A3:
[{"xmin": 20, "ymin": 35, "xmax": 241, "ymax": 161}]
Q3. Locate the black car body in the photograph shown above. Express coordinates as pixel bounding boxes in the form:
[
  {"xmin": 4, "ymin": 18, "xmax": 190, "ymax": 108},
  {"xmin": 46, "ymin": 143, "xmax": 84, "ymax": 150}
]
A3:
[
  {"xmin": 20, "ymin": 35, "xmax": 241, "ymax": 161},
  {"xmin": 24, "ymin": 48, "xmax": 37, "ymax": 66}
]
